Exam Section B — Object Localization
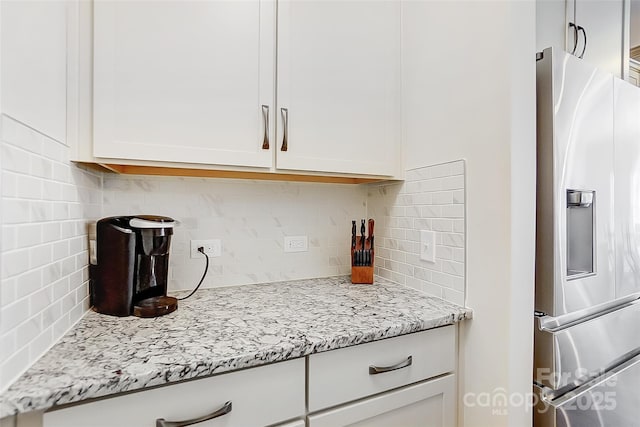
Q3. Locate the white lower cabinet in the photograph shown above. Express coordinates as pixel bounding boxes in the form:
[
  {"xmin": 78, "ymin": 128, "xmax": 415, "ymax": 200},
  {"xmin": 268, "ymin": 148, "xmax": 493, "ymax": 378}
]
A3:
[
  {"xmin": 308, "ymin": 374, "xmax": 456, "ymax": 427},
  {"xmin": 28, "ymin": 327, "xmax": 457, "ymax": 427},
  {"xmin": 308, "ymin": 326, "xmax": 455, "ymax": 412},
  {"xmin": 43, "ymin": 358, "xmax": 305, "ymax": 427}
]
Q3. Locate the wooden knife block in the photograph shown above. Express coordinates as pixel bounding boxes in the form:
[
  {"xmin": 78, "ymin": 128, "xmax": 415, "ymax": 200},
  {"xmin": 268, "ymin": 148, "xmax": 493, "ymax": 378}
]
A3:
[{"xmin": 351, "ymin": 236, "xmax": 374, "ymax": 284}]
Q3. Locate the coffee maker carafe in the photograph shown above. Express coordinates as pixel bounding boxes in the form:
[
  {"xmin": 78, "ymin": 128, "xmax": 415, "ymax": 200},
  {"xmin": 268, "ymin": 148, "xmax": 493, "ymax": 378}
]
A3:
[{"xmin": 91, "ymin": 215, "xmax": 178, "ymax": 317}]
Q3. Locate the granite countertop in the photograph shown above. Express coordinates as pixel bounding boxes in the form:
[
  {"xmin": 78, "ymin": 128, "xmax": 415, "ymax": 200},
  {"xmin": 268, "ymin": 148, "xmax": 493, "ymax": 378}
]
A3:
[{"xmin": 0, "ymin": 276, "xmax": 472, "ymax": 418}]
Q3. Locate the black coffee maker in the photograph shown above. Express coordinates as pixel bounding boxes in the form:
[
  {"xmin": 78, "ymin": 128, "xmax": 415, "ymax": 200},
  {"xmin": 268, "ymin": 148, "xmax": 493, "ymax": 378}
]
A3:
[{"xmin": 91, "ymin": 215, "xmax": 178, "ymax": 317}]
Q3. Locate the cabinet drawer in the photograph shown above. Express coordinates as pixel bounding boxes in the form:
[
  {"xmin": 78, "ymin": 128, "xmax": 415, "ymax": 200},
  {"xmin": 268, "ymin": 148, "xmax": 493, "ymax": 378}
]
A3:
[
  {"xmin": 308, "ymin": 374, "xmax": 456, "ymax": 427},
  {"xmin": 43, "ymin": 358, "xmax": 305, "ymax": 427},
  {"xmin": 308, "ymin": 326, "xmax": 456, "ymax": 411}
]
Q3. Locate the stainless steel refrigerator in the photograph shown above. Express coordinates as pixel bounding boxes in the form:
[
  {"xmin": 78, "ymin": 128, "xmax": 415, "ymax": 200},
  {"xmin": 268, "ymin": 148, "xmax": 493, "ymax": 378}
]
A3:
[{"xmin": 534, "ymin": 47, "xmax": 640, "ymax": 426}]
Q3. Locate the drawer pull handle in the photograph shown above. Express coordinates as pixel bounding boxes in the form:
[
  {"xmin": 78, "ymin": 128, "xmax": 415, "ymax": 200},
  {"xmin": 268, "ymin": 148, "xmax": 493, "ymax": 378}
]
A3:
[
  {"xmin": 156, "ymin": 401, "xmax": 232, "ymax": 427},
  {"xmin": 369, "ymin": 356, "xmax": 413, "ymax": 375}
]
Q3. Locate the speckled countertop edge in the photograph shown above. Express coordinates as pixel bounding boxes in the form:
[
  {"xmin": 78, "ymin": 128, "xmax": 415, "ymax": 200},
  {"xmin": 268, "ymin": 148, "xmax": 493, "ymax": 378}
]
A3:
[{"xmin": 0, "ymin": 276, "xmax": 472, "ymax": 418}]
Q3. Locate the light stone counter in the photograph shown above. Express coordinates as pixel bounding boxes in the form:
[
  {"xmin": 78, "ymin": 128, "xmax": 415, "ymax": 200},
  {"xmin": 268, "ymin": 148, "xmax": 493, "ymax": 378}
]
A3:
[{"xmin": 0, "ymin": 276, "xmax": 471, "ymax": 418}]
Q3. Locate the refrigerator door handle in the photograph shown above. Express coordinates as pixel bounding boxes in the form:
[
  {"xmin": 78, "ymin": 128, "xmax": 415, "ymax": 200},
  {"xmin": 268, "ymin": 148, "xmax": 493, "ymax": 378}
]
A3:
[
  {"xmin": 539, "ymin": 348, "xmax": 640, "ymax": 402},
  {"xmin": 537, "ymin": 350, "xmax": 640, "ymax": 405},
  {"xmin": 537, "ymin": 293, "xmax": 640, "ymax": 332}
]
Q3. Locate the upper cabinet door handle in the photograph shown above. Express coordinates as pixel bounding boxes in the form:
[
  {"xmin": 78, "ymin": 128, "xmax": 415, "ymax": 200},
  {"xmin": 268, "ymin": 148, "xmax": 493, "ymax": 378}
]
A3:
[
  {"xmin": 280, "ymin": 107, "xmax": 289, "ymax": 152},
  {"xmin": 156, "ymin": 401, "xmax": 232, "ymax": 427},
  {"xmin": 577, "ymin": 25, "xmax": 587, "ymax": 59},
  {"xmin": 568, "ymin": 22, "xmax": 579, "ymax": 56},
  {"xmin": 369, "ymin": 356, "xmax": 413, "ymax": 375},
  {"xmin": 261, "ymin": 105, "xmax": 270, "ymax": 150}
]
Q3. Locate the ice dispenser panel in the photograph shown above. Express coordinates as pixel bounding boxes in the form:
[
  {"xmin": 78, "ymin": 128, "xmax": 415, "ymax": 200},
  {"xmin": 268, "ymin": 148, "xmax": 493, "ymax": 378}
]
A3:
[{"xmin": 566, "ymin": 190, "xmax": 595, "ymax": 278}]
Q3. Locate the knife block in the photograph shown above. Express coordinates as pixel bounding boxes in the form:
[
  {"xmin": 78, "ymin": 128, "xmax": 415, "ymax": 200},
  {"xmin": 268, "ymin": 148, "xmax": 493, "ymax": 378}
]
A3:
[{"xmin": 351, "ymin": 236, "xmax": 374, "ymax": 284}]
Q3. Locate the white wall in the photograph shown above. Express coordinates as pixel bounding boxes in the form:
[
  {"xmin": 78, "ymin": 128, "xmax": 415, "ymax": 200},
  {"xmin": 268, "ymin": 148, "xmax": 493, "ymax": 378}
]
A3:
[{"xmin": 401, "ymin": 1, "xmax": 536, "ymax": 426}]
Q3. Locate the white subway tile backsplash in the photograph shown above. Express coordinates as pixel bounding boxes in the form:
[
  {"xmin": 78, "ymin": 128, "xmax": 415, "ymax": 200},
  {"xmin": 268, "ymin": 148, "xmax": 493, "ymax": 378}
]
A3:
[
  {"xmin": 431, "ymin": 191, "xmax": 453, "ymax": 205},
  {"xmin": 30, "ymin": 245, "xmax": 53, "ymax": 269},
  {"xmin": 442, "ymin": 260, "xmax": 464, "ymax": 277},
  {"xmin": 0, "ymin": 277, "xmax": 17, "ymax": 306},
  {"xmin": 16, "ymin": 224, "xmax": 41, "ymax": 249},
  {"xmin": 442, "ymin": 288, "xmax": 464, "ymax": 306},
  {"xmin": 2, "ymin": 249, "xmax": 31, "ymax": 278},
  {"xmin": 2, "ymin": 171, "xmax": 17, "ymax": 197},
  {"xmin": 30, "ymin": 285, "xmax": 53, "ymax": 316},
  {"xmin": 0, "ymin": 297, "xmax": 30, "ymax": 334},
  {"xmin": 421, "ymin": 206, "xmax": 441, "ymax": 218},
  {"xmin": 29, "ymin": 328, "xmax": 53, "ymax": 362},
  {"xmin": 442, "ymin": 232, "xmax": 464, "ymax": 248},
  {"xmin": 15, "ymin": 269, "xmax": 42, "ymax": 299},
  {"xmin": 432, "ymin": 219, "xmax": 452, "ymax": 232},
  {"xmin": 29, "ymin": 156, "xmax": 53, "ymax": 180},
  {"xmin": 368, "ymin": 161, "xmax": 466, "ymax": 306},
  {"xmin": 1, "ymin": 143, "xmax": 31, "ymax": 175},
  {"xmin": 442, "ymin": 204, "xmax": 464, "ymax": 218},
  {"xmin": 442, "ymin": 175, "xmax": 464, "ymax": 190},
  {"xmin": 16, "ymin": 317, "xmax": 41, "ymax": 349},
  {"xmin": 0, "ymin": 347, "xmax": 29, "ymax": 392},
  {"xmin": 3, "ymin": 199, "xmax": 30, "ymax": 224},
  {"xmin": 2, "ymin": 225, "xmax": 16, "ymax": 251},
  {"xmin": 1, "ymin": 115, "xmax": 102, "ymax": 392}
]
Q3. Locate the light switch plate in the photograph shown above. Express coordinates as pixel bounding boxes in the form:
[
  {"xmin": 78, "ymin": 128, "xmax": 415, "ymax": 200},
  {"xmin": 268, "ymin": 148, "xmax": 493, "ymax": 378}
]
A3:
[{"xmin": 420, "ymin": 230, "xmax": 436, "ymax": 263}]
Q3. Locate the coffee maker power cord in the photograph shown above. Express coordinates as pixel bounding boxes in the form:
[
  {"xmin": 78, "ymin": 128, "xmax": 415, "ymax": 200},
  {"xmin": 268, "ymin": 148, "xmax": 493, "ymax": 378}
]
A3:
[{"xmin": 178, "ymin": 247, "xmax": 209, "ymax": 301}]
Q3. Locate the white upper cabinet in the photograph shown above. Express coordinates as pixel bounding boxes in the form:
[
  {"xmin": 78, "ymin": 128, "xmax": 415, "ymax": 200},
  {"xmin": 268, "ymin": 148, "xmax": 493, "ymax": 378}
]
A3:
[
  {"xmin": 1, "ymin": 0, "xmax": 68, "ymax": 143},
  {"xmin": 93, "ymin": 0, "xmax": 275, "ymax": 168},
  {"xmin": 537, "ymin": 0, "xmax": 624, "ymax": 78},
  {"xmin": 568, "ymin": 0, "xmax": 624, "ymax": 77},
  {"xmin": 276, "ymin": 0, "xmax": 401, "ymax": 176}
]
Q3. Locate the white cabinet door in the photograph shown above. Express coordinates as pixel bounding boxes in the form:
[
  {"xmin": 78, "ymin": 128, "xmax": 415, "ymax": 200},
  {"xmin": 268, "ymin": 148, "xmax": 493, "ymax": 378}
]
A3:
[
  {"xmin": 537, "ymin": 0, "xmax": 624, "ymax": 78},
  {"xmin": 536, "ymin": 0, "xmax": 569, "ymax": 54},
  {"xmin": 276, "ymin": 0, "xmax": 400, "ymax": 177},
  {"xmin": 573, "ymin": 0, "xmax": 624, "ymax": 77},
  {"xmin": 308, "ymin": 375, "xmax": 456, "ymax": 427},
  {"xmin": 1, "ymin": 0, "xmax": 67, "ymax": 143},
  {"xmin": 43, "ymin": 359, "xmax": 305, "ymax": 427},
  {"xmin": 93, "ymin": 0, "xmax": 275, "ymax": 168}
]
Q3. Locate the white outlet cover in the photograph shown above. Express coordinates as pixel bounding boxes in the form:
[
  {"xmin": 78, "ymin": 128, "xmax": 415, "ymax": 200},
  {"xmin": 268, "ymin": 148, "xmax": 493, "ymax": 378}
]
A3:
[
  {"xmin": 190, "ymin": 239, "xmax": 221, "ymax": 258},
  {"xmin": 420, "ymin": 230, "xmax": 436, "ymax": 263},
  {"xmin": 284, "ymin": 236, "xmax": 308, "ymax": 253}
]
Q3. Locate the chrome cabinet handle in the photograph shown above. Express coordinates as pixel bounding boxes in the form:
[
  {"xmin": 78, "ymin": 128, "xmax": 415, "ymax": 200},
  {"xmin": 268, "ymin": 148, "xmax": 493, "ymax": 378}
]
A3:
[
  {"xmin": 280, "ymin": 107, "xmax": 288, "ymax": 152},
  {"xmin": 156, "ymin": 401, "xmax": 232, "ymax": 427},
  {"xmin": 369, "ymin": 356, "xmax": 412, "ymax": 375},
  {"xmin": 261, "ymin": 105, "xmax": 270, "ymax": 150}
]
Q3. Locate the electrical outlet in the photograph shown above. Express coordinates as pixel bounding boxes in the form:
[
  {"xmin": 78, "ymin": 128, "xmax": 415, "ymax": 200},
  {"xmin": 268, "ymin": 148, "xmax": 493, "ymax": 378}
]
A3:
[
  {"xmin": 190, "ymin": 239, "xmax": 222, "ymax": 258},
  {"xmin": 284, "ymin": 236, "xmax": 308, "ymax": 253},
  {"xmin": 420, "ymin": 230, "xmax": 436, "ymax": 263}
]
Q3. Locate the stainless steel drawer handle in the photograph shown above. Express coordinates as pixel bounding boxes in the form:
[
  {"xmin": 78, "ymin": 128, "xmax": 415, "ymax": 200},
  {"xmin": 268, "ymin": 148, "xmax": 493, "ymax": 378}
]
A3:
[
  {"xmin": 280, "ymin": 107, "xmax": 288, "ymax": 151},
  {"xmin": 261, "ymin": 105, "xmax": 270, "ymax": 150},
  {"xmin": 156, "ymin": 401, "xmax": 232, "ymax": 427},
  {"xmin": 369, "ymin": 356, "xmax": 412, "ymax": 375}
]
